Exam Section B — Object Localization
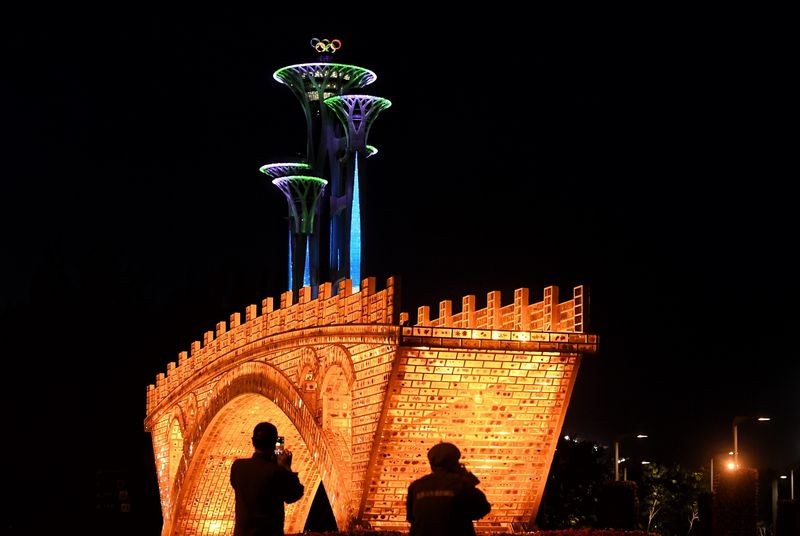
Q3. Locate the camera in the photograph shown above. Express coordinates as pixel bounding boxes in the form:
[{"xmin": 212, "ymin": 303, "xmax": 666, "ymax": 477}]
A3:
[{"xmin": 274, "ymin": 436, "xmax": 285, "ymax": 456}]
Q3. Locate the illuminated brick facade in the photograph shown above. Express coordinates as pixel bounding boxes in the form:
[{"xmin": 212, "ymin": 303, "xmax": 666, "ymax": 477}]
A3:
[{"xmin": 145, "ymin": 277, "xmax": 597, "ymax": 535}]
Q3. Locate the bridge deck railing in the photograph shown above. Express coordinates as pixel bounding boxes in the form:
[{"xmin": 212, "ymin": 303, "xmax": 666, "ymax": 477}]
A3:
[{"xmin": 146, "ymin": 277, "xmax": 586, "ymax": 418}]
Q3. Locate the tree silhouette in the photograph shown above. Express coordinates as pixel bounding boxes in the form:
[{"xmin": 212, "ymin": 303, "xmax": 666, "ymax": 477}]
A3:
[
  {"xmin": 639, "ymin": 462, "xmax": 704, "ymax": 535},
  {"xmin": 536, "ymin": 436, "xmax": 611, "ymax": 529}
]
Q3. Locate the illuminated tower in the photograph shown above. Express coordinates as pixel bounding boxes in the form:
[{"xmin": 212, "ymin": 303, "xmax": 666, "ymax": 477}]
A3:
[
  {"xmin": 270, "ymin": 173, "xmax": 327, "ymax": 291},
  {"xmin": 146, "ymin": 38, "xmax": 599, "ymax": 536},
  {"xmin": 261, "ymin": 39, "xmax": 390, "ymax": 293},
  {"xmin": 324, "ymin": 95, "xmax": 391, "ymax": 289},
  {"xmin": 260, "ymin": 163, "xmax": 318, "ymax": 290}
]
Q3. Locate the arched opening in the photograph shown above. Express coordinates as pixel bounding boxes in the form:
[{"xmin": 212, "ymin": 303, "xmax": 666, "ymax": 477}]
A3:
[
  {"xmin": 168, "ymin": 418, "xmax": 183, "ymax": 483},
  {"xmin": 299, "ymin": 364, "xmax": 319, "ymax": 418},
  {"xmin": 170, "ymin": 393, "xmax": 321, "ymax": 535},
  {"xmin": 320, "ymin": 364, "xmax": 352, "ymax": 458}
]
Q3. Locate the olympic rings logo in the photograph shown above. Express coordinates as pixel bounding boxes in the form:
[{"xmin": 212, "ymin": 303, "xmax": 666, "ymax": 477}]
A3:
[{"xmin": 310, "ymin": 38, "xmax": 342, "ymax": 54}]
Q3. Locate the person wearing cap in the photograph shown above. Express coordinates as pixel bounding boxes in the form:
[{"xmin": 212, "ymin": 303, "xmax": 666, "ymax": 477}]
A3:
[
  {"xmin": 406, "ymin": 441, "xmax": 491, "ymax": 536},
  {"xmin": 230, "ymin": 422, "xmax": 304, "ymax": 536}
]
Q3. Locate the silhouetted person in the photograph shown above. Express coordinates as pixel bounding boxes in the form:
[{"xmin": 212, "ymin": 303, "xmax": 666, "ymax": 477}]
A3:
[
  {"xmin": 406, "ymin": 442, "xmax": 491, "ymax": 536},
  {"xmin": 230, "ymin": 422, "xmax": 304, "ymax": 536}
]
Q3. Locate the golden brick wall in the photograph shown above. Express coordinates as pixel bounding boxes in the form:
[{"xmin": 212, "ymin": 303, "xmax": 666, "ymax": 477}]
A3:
[
  {"xmin": 144, "ymin": 277, "xmax": 596, "ymax": 535},
  {"xmin": 362, "ymin": 343, "xmax": 580, "ymax": 531}
]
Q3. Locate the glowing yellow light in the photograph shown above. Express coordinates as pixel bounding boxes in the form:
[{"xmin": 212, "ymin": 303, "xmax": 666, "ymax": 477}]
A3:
[
  {"xmin": 727, "ymin": 462, "xmax": 736, "ymax": 470},
  {"xmin": 144, "ymin": 278, "xmax": 597, "ymax": 533}
]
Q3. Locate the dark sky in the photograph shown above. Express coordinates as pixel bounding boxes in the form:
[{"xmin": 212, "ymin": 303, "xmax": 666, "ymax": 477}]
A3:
[{"xmin": 2, "ymin": 8, "xmax": 797, "ymax": 530}]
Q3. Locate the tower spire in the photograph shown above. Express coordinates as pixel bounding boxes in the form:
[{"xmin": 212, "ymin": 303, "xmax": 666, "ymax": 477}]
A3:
[
  {"xmin": 271, "ymin": 175, "xmax": 327, "ymax": 293},
  {"xmin": 264, "ymin": 39, "xmax": 390, "ymax": 293}
]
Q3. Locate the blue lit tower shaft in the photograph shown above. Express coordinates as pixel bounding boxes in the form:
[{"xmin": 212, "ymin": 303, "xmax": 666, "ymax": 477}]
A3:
[
  {"xmin": 260, "ymin": 163, "xmax": 314, "ymax": 293},
  {"xmin": 271, "ymin": 175, "xmax": 327, "ymax": 294},
  {"xmin": 272, "ymin": 61, "xmax": 386, "ymax": 291},
  {"xmin": 324, "ymin": 95, "xmax": 391, "ymax": 288}
]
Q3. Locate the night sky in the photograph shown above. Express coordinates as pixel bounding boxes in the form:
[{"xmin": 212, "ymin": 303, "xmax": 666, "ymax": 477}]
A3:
[{"xmin": 3, "ymin": 8, "xmax": 797, "ymax": 531}]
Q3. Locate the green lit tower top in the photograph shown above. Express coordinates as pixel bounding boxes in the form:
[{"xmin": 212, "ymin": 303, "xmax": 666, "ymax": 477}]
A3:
[{"xmin": 262, "ymin": 38, "xmax": 391, "ymax": 294}]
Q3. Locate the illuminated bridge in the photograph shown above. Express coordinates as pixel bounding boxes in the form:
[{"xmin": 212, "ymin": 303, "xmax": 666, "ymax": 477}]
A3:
[{"xmin": 144, "ymin": 276, "xmax": 597, "ymax": 535}]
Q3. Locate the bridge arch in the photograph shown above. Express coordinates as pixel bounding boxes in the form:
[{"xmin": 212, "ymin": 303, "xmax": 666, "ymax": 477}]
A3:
[
  {"xmin": 297, "ymin": 347, "xmax": 320, "ymax": 384},
  {"xmin": 319, "ymin": 344, "xmax": 355, "ymax": 387},
  {"xmin": 167, "ymin": 361, "xmax": 352, "ymax": 535},
  {"xmin": 297, "ymin": 347, "xmax": 321, "ymax": 418},
  {"xmin": 167, "ymin": 416, "xmax": 184, "ymax": 484},
  {"xmin": 318, "ymin": 345, "xmax": 354, "ymax": 466},
  {"xmin": 181, "ymin": 392, "xmax": 198, "ymax": 430},
  {"xmin": 146, "ymin": 279, "xmax": 597, "ymax": 533}
]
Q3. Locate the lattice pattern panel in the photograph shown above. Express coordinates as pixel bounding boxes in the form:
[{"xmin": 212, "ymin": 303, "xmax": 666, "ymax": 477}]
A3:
[
  {"xmin": 273, "ymin": 63, "xmax": 377, "ymax": 103},
  {"xmin": 324, "ymin": 94, "xmax": 392, "ymax": 150}
]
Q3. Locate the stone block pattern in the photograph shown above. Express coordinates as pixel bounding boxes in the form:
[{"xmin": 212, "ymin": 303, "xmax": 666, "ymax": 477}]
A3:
[
  {"xmin": 144, "ymin": 277, "xmax": 596, "ymax": 535},
  {"xmin": 362, "ymin": 344, "xmax": 579, "ymax": 531}
]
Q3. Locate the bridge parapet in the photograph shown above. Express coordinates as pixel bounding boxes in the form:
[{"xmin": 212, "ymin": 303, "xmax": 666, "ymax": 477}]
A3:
[
  {"xmin": 146, "ymin": 276, "xmax": 398, "ymax": 416},
  {"xmin": 414, "ymin": 285, "xmax": 585, "ymax": 332},
  {"xmin": 146, "ymin": 280, "xmax": 589, "ymax": 416},
  {"xmin": 145, "ymin": 277, "xmax": 597, "ymax": 534}
]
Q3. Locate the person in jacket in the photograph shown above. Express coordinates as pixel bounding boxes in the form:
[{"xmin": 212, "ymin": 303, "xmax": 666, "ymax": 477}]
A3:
[
  {"xmin": 406, "ymin": 441, "xmax": 491, "ymax": 536},
  {"xmin": 230, "ymin": 422, "xmax": 304, "ymax": 536}
]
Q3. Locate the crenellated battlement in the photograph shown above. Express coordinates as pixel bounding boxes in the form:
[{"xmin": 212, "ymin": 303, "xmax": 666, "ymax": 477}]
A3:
[
  {"xmin": 145, "ymin": 276, "xmax": 398, "ymax": 417},
  {"xmin": 145, "ymin": 275, "xmax": 595, "ymax": 533},
  {"xmin": 146, "ymin": 43, "xmax": 602, "ymax": 534},
  {"xmin": 410, "ymin": 284, "xmax": 585, "ymax": 332},
  {"xmin": 146, "ymin": 277, "xmax": 587, "ymax": 419}
]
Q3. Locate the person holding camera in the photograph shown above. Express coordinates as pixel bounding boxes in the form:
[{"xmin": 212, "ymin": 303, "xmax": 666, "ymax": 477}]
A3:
[
  {"xmin": 230, "ymin": 422, "xmax": 304, "ymax": 536},
  {"xmin": 406, "ymin": 441, "xmax": 491, "ymax": 536}
]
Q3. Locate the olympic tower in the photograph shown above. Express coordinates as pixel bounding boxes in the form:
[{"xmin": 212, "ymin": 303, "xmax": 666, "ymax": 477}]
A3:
[
  {"xmin": 263, "ymin": 39, "xmax": 391, "ymax": 294},
  {"xmin": 146, "ymin": 38, "xmax": 599, "ymax": 535}
]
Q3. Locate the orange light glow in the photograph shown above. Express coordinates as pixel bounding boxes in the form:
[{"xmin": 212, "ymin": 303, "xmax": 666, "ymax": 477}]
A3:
[{"xmin": 144, "ymin": 277, "xmax": 597, "ymax": 534}]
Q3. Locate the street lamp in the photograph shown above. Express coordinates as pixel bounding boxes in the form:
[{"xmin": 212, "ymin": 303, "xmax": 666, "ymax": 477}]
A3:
[
  {"xmin": 614, "ymin": 433, "xmax": 648, "ymax": 481},
  {"xmin": 709, "ymin": 451, "xmax": 734, "ymax": 492},
  {"xmin": 732, "ymin": 415, "xmax": 770, "ymax": 468}
]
